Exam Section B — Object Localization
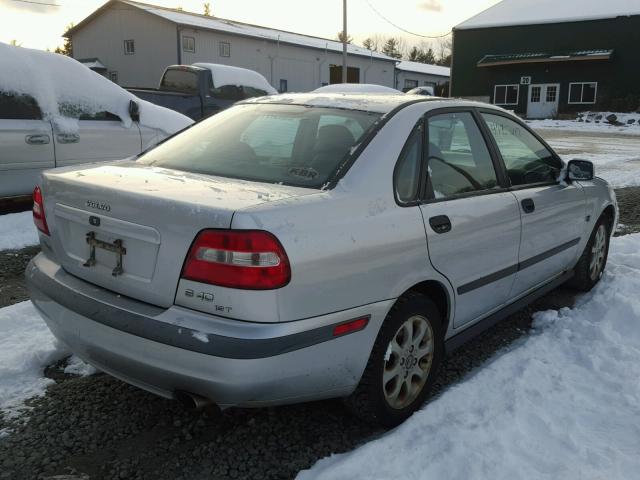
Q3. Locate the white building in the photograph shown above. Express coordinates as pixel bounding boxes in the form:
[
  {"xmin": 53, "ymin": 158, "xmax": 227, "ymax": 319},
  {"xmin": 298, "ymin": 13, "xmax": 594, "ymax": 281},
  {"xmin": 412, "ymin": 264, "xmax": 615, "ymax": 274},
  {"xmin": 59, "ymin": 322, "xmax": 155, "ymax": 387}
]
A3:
[
  {"xmin": 395, "ymin": 61, "xmax": 450, "ymax": 92},
  {"xmin": 67, "ymin": 0, "xmax": 397, "ymax": 91}
]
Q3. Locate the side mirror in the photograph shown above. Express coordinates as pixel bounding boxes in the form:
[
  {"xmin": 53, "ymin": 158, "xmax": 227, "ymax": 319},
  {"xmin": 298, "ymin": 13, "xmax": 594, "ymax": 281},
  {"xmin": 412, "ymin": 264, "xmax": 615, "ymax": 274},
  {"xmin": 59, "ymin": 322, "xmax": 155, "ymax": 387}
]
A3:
[
  {"xmin": 129, "ymin": 100, "xmax": 140, "ymax": 122},
  {"xmin": 566, "ymin": 159, "xmax": 594, "ymax": 182}
]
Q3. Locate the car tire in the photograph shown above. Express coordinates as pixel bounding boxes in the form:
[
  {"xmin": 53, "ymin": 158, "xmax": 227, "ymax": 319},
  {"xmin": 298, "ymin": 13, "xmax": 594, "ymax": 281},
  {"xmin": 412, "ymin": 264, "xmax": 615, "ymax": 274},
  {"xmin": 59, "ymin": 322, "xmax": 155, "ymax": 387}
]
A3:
[
  {"xmin": 345, "ymin": 292, "xmax": 443, "ymax": 427},
  {"xmin": 569, "ymin": 215, "xmax": 611, "ymax": 292}
]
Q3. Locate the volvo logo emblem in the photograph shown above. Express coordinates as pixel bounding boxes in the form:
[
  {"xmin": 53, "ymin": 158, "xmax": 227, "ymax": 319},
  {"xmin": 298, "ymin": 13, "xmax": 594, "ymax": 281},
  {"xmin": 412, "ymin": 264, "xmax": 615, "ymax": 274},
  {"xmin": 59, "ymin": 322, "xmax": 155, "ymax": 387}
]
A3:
[
  {"xmin": 89, "ymin": 216, "xmax": 101, "ymax": 227},
  {"xmin": 86, "ymin": 200, "xmax": 111, "ymax": 212}
]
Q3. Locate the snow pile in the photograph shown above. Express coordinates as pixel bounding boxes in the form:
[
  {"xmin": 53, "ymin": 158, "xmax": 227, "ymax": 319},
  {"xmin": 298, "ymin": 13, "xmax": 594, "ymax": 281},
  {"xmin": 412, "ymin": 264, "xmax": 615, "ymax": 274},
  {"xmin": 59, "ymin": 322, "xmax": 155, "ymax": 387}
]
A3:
[
  {"xmin": 530, "ymin": 111, "xmax": 640, "ymax": 134},
  {"xmin": 299, "ymin": 234, "xmax": 640, "ymax": 480},
  {"xmin": 0, "ymin": 212, "xmax": 39, "ymax": 251},
  {"xmin": 0, "ymin": 302, "xmax": 97, "ymax": 419},
  {"xmin": 314, "ymin": 84, "xmax": 402, "ymax": 94},
  {"xmin": 0, "ymin": 302, "xmax": 67, "ymax": 415},
  {"xmin": 456, "ymin": 0, "xmax": 640, "ymax": 30},
  {"xmin": 0, "ymin": 42, "xmax": 193, "ymax": 135},
  {"xmin": 193, "ymin": 63, "xmax": 277, "ymax": 94}
]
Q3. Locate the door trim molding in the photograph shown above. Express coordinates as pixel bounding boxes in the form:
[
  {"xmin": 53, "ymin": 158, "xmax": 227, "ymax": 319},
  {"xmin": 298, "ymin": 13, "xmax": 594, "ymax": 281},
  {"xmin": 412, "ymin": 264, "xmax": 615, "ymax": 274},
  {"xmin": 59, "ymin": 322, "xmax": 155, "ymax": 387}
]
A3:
[{"xmin": 457, "ymin": 237, "xmax": 580, "ymax": 295}]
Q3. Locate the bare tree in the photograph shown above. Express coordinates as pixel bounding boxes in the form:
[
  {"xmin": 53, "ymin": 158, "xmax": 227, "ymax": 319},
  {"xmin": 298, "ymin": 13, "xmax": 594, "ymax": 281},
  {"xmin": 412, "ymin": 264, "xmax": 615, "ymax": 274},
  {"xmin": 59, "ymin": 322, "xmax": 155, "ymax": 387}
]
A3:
[
  {"xmin": 203, "ymin": 2, "xmax": 212, "ymax": 16},
  {"xmin": 336, "ymin": 31, "xmax": 353, "ymax": 44},
  {"xmin": 9, "ymin": 39, "xmax": 22, "ymax": 47}
]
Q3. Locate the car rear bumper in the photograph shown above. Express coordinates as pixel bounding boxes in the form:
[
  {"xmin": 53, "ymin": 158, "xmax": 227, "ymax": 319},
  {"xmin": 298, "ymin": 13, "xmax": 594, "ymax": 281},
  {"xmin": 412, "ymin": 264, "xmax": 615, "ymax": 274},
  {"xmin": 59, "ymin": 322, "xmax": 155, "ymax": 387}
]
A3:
[{"xmin": 26, "ymin": 252, "xmax": 391, "ymax": 407}]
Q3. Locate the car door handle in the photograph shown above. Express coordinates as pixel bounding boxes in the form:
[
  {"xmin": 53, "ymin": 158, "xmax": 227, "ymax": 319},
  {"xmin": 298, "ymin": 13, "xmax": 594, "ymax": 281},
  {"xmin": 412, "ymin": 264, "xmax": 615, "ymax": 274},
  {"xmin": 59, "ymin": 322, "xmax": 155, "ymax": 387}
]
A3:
[
  {"xmin": 429, "ymin": 215, "xmax": 452, "ymax": 234},
  {"xmin": 25, "ymin": 134, "xmax": 50, "ymax": 145},
  {"xmin": 521, "ymin": 198, "xmax": 535, "ymax": 213},
  {"xmin": 57, "ymin": 133, "xmax": 80, "ymax": 144}
]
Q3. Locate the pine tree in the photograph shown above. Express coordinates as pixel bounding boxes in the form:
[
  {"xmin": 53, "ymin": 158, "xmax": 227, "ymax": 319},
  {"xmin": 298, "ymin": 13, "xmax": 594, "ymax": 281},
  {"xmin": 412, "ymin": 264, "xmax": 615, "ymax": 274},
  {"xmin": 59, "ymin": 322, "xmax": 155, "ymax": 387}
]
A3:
[
  {"xmin": 336, "ymin": 31, "xmax": 353, "ymax": 44},
  {"xmin": 362, "ymin": 37, "xmax": 377, "ymax": 51},
  {"xmin": 54, "ymin": 23, "xmax": 74, "ymax": 57},
  {"xmin": 382, "ymin": 38, "xmax": 402, "ymax": 59}
]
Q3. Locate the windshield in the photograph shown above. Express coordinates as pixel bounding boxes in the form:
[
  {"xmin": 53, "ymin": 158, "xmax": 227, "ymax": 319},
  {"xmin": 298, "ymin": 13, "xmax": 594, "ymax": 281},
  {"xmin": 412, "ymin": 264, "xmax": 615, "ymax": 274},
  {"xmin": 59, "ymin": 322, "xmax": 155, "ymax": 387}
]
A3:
[{"xmin": 137, "ymin": 104, "xmax": 380, "ymax": 188}]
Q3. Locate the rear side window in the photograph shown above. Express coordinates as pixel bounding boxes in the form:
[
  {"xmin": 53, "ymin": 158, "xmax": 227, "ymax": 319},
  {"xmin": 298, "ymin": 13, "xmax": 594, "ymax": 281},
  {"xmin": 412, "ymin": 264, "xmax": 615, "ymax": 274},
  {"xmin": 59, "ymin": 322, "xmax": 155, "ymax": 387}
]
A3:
[
  {"xmin": 137, "ymin": 104, "xmax": 380, "ymax": 188},
  {"xmin": 482, "ymin": 113, "xmax": 561, "ymax": 186},
  {"xmin": 394, "ymin": 122, "xmax": 423, "ymax": 203},
  {"xmin": 0, "ymin": 92, "xmax": 42, "ymax": 120},
  {"xmin": 426, "ymin": 112, "xmax": 499, "ymax": 199},
  {"xmin": 160, "ymin": 69, "xmax": 199, "ymax": 94}
]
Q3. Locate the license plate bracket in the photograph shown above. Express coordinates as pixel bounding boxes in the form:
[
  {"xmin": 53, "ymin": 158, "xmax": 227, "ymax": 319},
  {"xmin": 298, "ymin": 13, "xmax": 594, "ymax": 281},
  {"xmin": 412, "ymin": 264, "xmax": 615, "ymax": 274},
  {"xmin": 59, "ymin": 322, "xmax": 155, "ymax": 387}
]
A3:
[{"xmin": 83, "ymin": 231, "xmax": 127, "ymax": 277}]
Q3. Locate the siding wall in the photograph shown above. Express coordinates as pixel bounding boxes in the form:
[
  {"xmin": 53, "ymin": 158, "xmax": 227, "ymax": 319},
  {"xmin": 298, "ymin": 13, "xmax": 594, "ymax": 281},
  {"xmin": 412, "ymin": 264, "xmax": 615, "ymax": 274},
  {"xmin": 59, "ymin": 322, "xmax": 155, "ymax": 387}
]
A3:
[
  {"xmin": 179, "ymin": 27, "xmax": 395, "ymax": 92},
  {"xmin": 451, "ymin": 16, "xmax": 640, "ymax": 116},
  {"xmin": 71, "ymin": 4, "xmax": 396, "ymax": 91},
  {"xmin": 72, "ymin": 3, "xmax": 177, "ymax": 87}
]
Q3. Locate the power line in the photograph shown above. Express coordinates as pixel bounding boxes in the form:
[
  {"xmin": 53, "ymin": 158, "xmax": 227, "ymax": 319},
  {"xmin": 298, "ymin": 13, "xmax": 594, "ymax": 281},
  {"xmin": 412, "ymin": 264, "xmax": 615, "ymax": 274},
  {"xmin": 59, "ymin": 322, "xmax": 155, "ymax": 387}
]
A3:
[
  {"xmin": 11, "ymin": 0, "xmax": 61, "ymax": 6},
  {"xmin": 363, "ymin": 0, "xmax": 451, "ymax": 39}
]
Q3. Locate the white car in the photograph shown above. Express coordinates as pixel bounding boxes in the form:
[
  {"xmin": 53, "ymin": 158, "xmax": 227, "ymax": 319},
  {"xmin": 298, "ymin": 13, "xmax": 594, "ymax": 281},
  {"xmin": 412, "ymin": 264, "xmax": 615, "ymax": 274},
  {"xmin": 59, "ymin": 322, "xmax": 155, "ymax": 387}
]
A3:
[{"xmin": 0, "ymin": 43, "xmax": 193, "ymax": 198}]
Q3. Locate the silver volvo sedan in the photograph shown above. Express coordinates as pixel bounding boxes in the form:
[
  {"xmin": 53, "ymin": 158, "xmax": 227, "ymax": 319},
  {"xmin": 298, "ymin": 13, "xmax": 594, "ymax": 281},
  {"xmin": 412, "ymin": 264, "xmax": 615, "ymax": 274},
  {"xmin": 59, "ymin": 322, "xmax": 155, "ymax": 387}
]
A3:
[{"xmin": 27, "ymin": 93, "xmax": 618, "ymax": 426}]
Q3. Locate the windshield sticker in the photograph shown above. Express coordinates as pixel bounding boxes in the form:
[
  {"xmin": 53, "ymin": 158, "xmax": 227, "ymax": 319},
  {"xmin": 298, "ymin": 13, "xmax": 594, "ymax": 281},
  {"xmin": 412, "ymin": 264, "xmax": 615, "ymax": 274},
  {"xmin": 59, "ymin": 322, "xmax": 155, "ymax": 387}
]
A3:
[{"xmin": 288, "ymin": 167, "xmax": 318, "ymax": 180}]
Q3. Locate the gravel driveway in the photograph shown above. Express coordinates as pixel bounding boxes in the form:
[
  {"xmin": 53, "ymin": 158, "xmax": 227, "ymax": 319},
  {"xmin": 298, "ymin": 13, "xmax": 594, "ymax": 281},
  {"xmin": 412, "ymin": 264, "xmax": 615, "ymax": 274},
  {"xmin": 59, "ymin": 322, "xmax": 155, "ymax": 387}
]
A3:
[{"xmin": 1, "ymin": 186, "xmax": 639, "ymax": 480}]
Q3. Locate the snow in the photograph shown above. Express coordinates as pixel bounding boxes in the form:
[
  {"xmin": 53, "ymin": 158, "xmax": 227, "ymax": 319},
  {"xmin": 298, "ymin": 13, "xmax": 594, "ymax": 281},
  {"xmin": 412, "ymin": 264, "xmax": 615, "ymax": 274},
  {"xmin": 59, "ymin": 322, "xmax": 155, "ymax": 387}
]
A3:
[
  {"xmin": 191, "ymin": 331, "xmax": 210, "ymax": 343},
  {"xmin": 0, "ymin": 302, "xmax": 67, "ymax": 416},
  {"xmin": 534, "ymin": 125, "xmax": 640, "ymax": 188},
  {"xmin": 120, "ymin": 0, "xmax": 394, "ymax": 62},
  {"xmin": 0, "ymin": 212, "xmax": 38, "ymax": 251},
  {"xmin": 192, "ymin": 63, "xmax": 277, "ymax": 94},
  {"xmin": 395, "ymin": 61, "xmax": 450, "ymax": 78},
  {"xmin": 299, "ymin": 233, "xmax": 640, "ymax": 480},
  {"xmin": 529, "ymin": 111, "xmax": 640, "ymax": 134},
  {"xmin": 313, "ymin": 84, "xmax": 402, "ymax": 94},
  {"xmin": 0, "ymin": 301, "xmax": 96, "ymax": 421},
  {"xmin": 456, "ymin": 0, "xmax": 640, "ymax": 30},
  {"xmin": 0, "ymin": 42, "xmax": 193, "ymax": 135}
]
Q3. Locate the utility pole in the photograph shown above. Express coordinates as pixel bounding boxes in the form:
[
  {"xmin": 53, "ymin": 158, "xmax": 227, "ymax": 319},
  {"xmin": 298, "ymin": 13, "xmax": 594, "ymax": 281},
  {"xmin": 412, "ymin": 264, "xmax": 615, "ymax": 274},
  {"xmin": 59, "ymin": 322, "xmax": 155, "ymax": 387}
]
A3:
[{"xmin": 342, "ymin": 0, "xmax": 348, "ymax": 83}]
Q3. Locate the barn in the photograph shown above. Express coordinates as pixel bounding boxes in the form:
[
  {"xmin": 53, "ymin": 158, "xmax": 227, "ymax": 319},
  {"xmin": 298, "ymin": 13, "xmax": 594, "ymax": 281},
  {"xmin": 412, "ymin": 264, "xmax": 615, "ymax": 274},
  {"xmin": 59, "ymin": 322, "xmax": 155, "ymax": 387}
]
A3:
[
  {"xmin": 451, "ymin": 0, "xmax": 640, "ymax": 118},
  {"xmin": 66, "ymin": 0, "xmax": 397, "ymax": 91}
]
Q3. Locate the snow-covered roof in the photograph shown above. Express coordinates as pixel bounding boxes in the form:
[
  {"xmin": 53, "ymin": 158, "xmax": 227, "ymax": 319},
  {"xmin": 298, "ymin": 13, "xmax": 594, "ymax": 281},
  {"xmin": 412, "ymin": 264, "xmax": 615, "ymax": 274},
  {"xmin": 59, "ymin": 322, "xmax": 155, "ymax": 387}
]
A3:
[
  {"xmin": 192, "ymin": 63, "xmax": 277, "ymax": 94},
  {"xmin": 70, "ymin": 0, "xmax": 395, "ymax": 63},
  {"xmin": 456, "ymin": 0, "xmax": 640, "ymax": 30},
  {"xmin": 313, "ymin": 84, "xmax": 402, "ymax": 94},
  {"xmin": 395, "ymin": 61, "xmax": 450, "ymax": 78},
  {"xmin": 0, "ymin": 42, "xmax": 193, "ymax": 135}
]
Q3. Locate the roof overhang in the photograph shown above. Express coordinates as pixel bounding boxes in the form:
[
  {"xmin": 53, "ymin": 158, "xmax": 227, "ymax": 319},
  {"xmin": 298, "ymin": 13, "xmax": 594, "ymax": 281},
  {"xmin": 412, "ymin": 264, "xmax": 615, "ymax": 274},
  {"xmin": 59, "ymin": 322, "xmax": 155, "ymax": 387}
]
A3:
[{"xmin": 477, "ymin": 49, "xmax": 613, "ymax": 67}]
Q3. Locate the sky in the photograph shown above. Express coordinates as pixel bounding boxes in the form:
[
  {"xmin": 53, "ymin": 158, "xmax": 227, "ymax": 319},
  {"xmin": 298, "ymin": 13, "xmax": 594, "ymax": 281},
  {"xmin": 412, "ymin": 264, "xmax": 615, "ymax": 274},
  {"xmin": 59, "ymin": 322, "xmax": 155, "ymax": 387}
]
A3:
[{"xmin": 0, "ymin": 0, "xmax": 501, "ymax": 52}]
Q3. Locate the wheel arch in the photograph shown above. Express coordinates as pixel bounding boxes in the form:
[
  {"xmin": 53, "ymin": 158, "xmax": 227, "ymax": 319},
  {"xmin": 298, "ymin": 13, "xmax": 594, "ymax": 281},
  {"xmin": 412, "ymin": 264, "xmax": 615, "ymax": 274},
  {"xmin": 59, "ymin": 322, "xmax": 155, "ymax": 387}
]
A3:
[
  {"xmin": 401, "ymin": 279, "xmax": 452, "ymax": 333},
  {"xmin": 601, "ymin": 204, "xmax": 616, "ymax": 233}
]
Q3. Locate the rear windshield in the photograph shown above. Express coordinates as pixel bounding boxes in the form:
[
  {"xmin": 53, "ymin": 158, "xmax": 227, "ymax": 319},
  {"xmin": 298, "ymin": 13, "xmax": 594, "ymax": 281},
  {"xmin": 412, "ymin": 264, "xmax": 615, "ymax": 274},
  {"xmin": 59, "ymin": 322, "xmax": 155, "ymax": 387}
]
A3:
[
  {"xmin": 137, "ymin": 104, "xmax": 380, "ymax": 188},
  {"xmin": 160, "ymin": 69, "xmax": 199, "ymax": 94}
]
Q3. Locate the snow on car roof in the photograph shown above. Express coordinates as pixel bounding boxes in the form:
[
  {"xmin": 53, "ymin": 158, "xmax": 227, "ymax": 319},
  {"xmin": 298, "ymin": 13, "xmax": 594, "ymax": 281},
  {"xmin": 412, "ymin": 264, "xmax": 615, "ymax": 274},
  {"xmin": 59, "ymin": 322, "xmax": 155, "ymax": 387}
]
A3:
[
  {"xmin": 241, "ymin": 92, "xmax": 455, "ymax": 114},
  {"xmin": 456, "ymin": 0, "xmax": 640, "ymax": 30},
  {"xmin": 192, "ymin": 63, "xmax": 277, "ymax": 94},
  {"xmin": 111, "ymin": 0, "xmax": 395, "ymax": 62},
  {"xmin": 395, "ymin": 61, "xmax": 450, "ymax": 78},
  {"xmin": 0, "ymin": 42, "xmax": 193, "ymax": 134},
  {"xmin": 313, "ymin": 84, "xmax": 403, "ymax": 94}
]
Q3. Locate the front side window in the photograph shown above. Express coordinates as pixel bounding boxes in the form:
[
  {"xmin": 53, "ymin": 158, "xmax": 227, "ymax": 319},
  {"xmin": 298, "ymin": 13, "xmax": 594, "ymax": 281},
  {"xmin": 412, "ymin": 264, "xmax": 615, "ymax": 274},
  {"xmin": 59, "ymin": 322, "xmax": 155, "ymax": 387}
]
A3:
[
  {"xmin": 58, "ymin": 102, "xmax": 120, "ymax": 121},
  {"xmin": 0, "ymin": 91, "xmax": 42, "ymax": 120},
  {"xmin": 242, "ymin": 86, "xmax": 268, "ymax": 99},
  {"xmin": 137, "ymin": 104, "xmax": 380, "ymax": 188},
  {"xmin": 124, "ymin": 39, "xmax": 135, "ymax": 55},
  {"xmin": 219, "ymin": 41, "xmax": 230, "ymax": 57},
  {"xmin": 426, "ymin": 112, "xmax": 499, "ymax": 199},
  {"xmin": 568, "ymin": 82, "xmax": 597, "ymax": 104},
  {"xmin": 494, "ymin": 85, "xmax": 519, "ymax": 105},
  {"xmin": 482, "ymin": 113, "xmax": 561, "ymax": 186},
  {"xmin": 183, "ymin": 36, "xmax": 195, "ymax": 53}
]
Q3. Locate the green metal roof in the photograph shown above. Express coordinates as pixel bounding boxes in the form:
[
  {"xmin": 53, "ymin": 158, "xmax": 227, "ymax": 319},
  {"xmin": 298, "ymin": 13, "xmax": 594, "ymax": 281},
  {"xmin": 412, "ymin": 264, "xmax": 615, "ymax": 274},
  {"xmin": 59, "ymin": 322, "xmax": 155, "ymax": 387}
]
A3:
[{"xmin": 477, "ymin": 49, "xmax": 614, "ymax": 67}]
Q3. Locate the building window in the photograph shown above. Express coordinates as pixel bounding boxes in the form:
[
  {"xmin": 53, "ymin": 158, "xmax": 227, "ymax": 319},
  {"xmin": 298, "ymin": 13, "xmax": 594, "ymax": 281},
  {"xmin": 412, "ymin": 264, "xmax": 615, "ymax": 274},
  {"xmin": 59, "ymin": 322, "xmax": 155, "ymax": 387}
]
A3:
[
  {"xmin": 530, "ymin": 86, "xmax": 541, "ymax": 103},
  {"xmin": 279, "ymin": 79, "xmax": 288, "ymax": 93},
  {"xmin": 568, "ymin": 82, "xmax": 597, "ymax": 104},
  {"xmin": 404, "ymin": 79, "xmax": 419, "ymax": 89},
  {"xmin": 219, "ymin": 41, "xmax": 230, "ymax": 57},
  {"xmin": 546, "ymin": 85, "xmax": 558, "ymax": 103},
  {"xmin": 109, "ymin": 71, "xmax": 118, "ymax": 84},
  {"xmin": 494, "ymin": 84, "xmax": 519, "ymax": 105},
  {"xmin": 183, "ymin": 36, "xmax": 195, "ymax": 53},
  {"xmin": 124, "ymin": 39, "xmax": 135, "ymax": 55}
]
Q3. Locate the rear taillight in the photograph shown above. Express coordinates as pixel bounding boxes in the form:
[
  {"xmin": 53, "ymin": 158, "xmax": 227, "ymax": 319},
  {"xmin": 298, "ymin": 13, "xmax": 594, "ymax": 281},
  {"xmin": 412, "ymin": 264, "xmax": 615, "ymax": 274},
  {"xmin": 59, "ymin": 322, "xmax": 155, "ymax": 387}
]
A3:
[
  {"xmin": 32, "ymin": 186, "xmax": 50, "ymax": 235},
  {"xmin": 181, "ymin": 230, "xmax": 291, "ymax": 290}
]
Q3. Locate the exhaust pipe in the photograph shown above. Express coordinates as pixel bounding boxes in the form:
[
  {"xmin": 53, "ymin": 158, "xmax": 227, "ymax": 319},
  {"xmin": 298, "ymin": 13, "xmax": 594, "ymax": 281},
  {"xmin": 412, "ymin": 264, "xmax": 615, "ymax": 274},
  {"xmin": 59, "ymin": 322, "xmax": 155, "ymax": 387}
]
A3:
[{"xmin": 174, "ymin": 390, "xmax": 218, "ymax": 411}]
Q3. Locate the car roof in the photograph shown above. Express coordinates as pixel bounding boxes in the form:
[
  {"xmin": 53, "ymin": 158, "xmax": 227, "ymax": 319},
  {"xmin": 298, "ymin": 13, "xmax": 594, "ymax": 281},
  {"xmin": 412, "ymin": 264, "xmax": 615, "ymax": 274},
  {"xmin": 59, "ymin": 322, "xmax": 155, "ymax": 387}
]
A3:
[{"xmin": 241, "ymin": 93, "xmax": 503, "ymax": 115}]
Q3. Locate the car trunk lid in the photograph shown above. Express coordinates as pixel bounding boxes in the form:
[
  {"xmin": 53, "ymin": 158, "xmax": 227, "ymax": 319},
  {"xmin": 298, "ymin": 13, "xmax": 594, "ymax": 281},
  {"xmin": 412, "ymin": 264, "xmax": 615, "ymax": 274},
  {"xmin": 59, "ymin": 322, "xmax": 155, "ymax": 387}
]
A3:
[{"xmin": 41, "ymin": 160, "xmax": 315, "ymax": 308}]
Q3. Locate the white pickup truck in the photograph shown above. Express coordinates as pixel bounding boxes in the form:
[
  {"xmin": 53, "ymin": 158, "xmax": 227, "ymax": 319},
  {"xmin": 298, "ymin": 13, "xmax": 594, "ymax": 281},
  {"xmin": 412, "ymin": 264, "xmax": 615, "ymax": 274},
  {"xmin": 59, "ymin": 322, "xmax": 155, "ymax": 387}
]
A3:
[{"xmin": 0, "ymin": 43, "xmax": 193, "ymax": 199}]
